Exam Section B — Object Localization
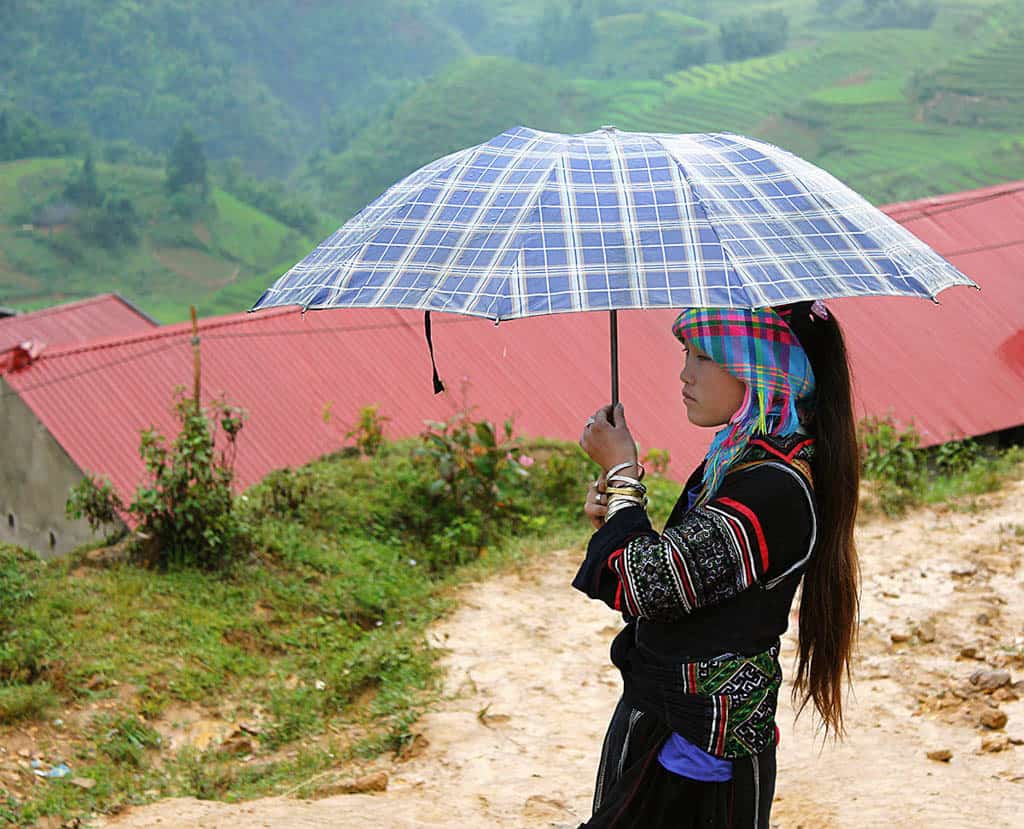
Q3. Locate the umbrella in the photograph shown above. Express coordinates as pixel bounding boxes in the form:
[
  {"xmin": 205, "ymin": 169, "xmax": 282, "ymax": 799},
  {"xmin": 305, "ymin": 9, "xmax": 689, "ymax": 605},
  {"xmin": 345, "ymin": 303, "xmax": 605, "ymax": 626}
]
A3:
[{"xmin": 251, "ymin": 126, "xmax": 978, "ymax": 401}]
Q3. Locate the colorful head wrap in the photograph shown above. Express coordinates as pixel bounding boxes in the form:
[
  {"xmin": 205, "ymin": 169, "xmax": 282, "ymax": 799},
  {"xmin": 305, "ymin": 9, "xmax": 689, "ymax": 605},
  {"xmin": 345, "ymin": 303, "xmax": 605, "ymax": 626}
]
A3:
[{"xmin": 672, "ymin": 307, "xmax": 816, "ymax": 504}]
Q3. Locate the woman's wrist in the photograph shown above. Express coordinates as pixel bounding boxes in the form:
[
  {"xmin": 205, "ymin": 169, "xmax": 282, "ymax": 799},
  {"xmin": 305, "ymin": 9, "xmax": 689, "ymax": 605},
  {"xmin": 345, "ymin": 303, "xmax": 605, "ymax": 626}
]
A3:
[{"xmin": 605, "ymin": 459, "xmax": 641, "ymax": 479}]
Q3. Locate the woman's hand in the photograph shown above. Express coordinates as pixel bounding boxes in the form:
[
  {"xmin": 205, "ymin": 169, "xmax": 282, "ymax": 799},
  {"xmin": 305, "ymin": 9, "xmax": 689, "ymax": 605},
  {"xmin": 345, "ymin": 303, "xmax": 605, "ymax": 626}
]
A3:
[
  {"xmin": 584, "ymin": 473, "xmax": 608, "ymax": 530},
  {"xmin": 579, "ymin": 402, "xmax": 639, "ymax": 475}
]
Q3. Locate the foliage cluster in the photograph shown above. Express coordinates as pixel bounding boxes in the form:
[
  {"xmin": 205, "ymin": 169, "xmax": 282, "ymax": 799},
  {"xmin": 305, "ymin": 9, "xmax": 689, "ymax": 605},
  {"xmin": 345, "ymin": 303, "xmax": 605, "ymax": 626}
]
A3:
[
  {"xmin": 0, "ymin": 402, "xmax": 607, "ymax": 822},
  {"xmin": 218, "ymin": 158, "xmax": 320, "ymax": 235},
  {"xmin": 818, "ymin": 0, "xmax": 937, "ymax": 29},
  {"xmin": 719, "ymin": 11, "xmax": 790, "ymax": 62},
  {"xmin": 0, "ymin": 108, "xmax": 81, "ymax": 162},
  {"xmin": 858, "ymin": 415, "xmax": 1023, "ymax": 516},
  {"xmin": 345, "ymin": 405, "xmax": 390, "ymax": 458},
  {"xmin": 517, "ymin": 0, "xmax": 596, "ymax": 66},
  {"xmin": 67, "ymin": 389, "xmax": 248, "ymax": 570}
]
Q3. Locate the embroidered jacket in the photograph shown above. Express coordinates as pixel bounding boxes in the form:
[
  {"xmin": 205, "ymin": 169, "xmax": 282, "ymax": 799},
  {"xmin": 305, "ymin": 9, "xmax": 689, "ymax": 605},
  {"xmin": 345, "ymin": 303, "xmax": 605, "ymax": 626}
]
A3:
[{"xmin": 572, "ymin": 433, "xmax": 817, "ymax": 758}]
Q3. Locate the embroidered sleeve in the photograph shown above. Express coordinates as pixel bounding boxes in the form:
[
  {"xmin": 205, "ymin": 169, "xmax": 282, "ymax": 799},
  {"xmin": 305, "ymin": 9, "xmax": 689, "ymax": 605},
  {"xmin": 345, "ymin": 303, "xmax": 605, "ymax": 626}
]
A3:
[
  {"xmin": 610, "ymin": 498, "xmax": 770, "ymax": 620},
  {"xmin": 573, "ymin": 464, "xmax": 815, "ymax": 620}
]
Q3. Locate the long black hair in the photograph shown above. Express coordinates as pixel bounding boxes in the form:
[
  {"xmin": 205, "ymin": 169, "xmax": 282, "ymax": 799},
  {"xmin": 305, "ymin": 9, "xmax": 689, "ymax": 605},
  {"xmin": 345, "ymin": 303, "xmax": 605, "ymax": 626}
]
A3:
[{"xmin": 779, "ymin": 301, "xmax": 860, "ymax": 737}]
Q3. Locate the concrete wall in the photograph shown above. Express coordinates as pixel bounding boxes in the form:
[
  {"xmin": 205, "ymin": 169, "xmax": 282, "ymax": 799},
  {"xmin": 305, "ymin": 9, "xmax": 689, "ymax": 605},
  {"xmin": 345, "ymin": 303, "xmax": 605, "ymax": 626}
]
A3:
[{"xmin": 0, "ymin": 378, "xmax": 114, "ymax": 558}]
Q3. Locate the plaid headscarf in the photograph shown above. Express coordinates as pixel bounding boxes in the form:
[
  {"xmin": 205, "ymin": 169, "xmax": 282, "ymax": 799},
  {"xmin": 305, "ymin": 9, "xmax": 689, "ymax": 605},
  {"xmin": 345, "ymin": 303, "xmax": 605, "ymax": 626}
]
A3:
[{"xmin": 672, "ymin": 307, "xmax": 815, "ymax": 505}]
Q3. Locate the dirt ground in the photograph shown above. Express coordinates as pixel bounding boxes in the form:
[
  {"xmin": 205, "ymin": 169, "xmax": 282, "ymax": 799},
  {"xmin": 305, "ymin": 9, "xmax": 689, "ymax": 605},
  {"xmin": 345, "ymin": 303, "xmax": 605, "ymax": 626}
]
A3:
[{"xmin": 89, "ymin": 477, "xmax": 1024, "ymax": 827}]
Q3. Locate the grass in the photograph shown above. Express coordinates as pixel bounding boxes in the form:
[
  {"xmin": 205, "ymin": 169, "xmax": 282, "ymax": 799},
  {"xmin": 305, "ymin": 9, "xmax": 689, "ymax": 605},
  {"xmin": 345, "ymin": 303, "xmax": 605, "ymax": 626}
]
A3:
[
  {"xmin": 0, "ymin": 157, "xmax": 313, "ymax": 323},
  {"xmin": 860, "ymin": 425, "xmax": 1024, "ymax": 517},
  {"xmin": 6, "ymin": 4, "xmax": 1024, "ymax": 320},
  {"xmin": 0, "ymin": 431, "xmax": 610, "ymax": 825}
]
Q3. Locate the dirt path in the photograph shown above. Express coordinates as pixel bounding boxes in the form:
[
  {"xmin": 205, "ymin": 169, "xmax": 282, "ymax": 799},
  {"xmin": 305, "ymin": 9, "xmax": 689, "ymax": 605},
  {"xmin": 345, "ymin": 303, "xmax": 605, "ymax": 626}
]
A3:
[{"xmin": 102, "ymin": 479, "xmax": 1024, "ymax": 828}]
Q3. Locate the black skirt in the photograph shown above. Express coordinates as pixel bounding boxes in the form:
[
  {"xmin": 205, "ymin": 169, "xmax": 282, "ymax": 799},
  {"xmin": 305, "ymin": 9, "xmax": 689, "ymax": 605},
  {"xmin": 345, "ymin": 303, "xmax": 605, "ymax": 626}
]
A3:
[{"xmin": 581, "ymin": 697, "xmax": 776, "ymax": 829}]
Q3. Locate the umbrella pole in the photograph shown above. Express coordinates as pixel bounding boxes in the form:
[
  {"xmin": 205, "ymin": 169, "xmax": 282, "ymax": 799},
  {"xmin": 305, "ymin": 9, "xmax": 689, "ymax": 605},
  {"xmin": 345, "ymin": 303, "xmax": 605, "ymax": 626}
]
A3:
[{"xmin": 610, "ymin": 310, "xmax": 619, "ymax": 408}]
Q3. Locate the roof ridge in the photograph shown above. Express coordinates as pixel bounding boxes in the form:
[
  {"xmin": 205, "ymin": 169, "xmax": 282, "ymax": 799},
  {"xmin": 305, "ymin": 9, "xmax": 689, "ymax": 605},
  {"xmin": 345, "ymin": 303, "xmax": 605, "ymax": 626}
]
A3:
[
  {"xmin": 0, "ymin": 293, "xmax": 117, "ymax": 323},
  {"xmin": 883, "ymin": 179, "xmax": 1024, "ymax": 218},
  {"xmin": 38, "ymin": 306, "xmax": 298, "ymax": 361}
]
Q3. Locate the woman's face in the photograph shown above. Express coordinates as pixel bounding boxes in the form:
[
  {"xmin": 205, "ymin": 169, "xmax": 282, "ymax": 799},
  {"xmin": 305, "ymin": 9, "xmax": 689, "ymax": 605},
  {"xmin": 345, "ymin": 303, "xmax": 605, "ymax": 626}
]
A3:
[{"xmin": 679, "ymin": 339, "xmax": 747, "ymax": 427}]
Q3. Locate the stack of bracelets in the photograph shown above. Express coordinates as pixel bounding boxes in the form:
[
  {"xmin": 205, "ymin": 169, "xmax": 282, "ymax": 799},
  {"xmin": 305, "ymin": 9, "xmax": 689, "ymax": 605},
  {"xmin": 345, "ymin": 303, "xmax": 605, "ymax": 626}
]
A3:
[{"xmin": 604, "ymin": 460, "xmax": 648, "ymax": 520}]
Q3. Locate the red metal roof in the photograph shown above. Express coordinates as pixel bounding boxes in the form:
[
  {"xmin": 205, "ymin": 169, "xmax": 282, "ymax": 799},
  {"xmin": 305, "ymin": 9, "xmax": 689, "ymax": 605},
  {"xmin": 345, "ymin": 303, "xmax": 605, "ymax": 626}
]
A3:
[
  {"xmin": 0, "ymin": 294, "xmax": 156, "ymax": 356},
  {"xmin": 4, "ymin": 181, "xmax": 1023, "ymax": 503}
]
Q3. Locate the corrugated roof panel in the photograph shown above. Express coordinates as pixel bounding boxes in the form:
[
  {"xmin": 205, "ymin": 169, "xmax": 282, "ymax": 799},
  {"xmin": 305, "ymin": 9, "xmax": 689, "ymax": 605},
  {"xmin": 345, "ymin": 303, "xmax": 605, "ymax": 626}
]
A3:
[
  {"xmin": 0, "ymin": 294, "xmax": 156, "ymax": 353},
  {"xmin": 4, "ymin": 181, "xmax": 1023, "ymax": 502}
]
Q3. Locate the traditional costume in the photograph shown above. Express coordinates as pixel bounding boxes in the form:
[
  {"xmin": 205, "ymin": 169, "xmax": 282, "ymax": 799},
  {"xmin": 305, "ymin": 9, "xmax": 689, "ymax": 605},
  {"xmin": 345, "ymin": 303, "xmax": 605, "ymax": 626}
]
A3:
[{"xmin": 573, "ymin": 305, "xmax": 823, "ymax": 829}]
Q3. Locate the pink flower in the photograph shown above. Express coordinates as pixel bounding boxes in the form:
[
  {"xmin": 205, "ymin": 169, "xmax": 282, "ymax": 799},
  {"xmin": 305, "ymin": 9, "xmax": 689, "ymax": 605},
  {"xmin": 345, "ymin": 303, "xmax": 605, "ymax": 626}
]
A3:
[{"xmin": 518, "ymin": 454, "xmax": 535, "ymax": 468}]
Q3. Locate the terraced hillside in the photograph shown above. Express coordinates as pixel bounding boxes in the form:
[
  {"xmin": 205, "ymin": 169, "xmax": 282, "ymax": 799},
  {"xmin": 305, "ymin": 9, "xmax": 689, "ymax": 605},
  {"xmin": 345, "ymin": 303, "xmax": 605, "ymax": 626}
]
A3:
[
  {"xmin": 5, "ymin": 0, "xmax": 1024, "ymax": 320},
  {"xmin": 314, "ymin": 1, "xmax": 1024, "ymax": 214},
  {"xmin": 0, "ymin": 159, "xmax": 313, "ymax": 322}
]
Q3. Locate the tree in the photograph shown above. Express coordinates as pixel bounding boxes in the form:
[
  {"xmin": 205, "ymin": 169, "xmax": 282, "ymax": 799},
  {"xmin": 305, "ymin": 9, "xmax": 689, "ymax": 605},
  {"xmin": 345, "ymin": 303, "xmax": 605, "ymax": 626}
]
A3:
[
  {"xmin": 859, "ymin": 0, "xmax": 937, "ymax": 30},
  {"xmin": 78, "ymin": 196, "xmax": 140, "ymax": 249},
  {"xmin": 719, "ymin": 11, "xmax": 790, "ymax": 62},
  {"xmin": 165, "ymin": 125, "xmax": 209, "ymax": 198},
  {"xmin": 517, "ymin": 0, "xmax": 594, "ymax": 66},
  {"xmin": 63, "ymin": 151, "xmax": 102, "ymax": 207}
]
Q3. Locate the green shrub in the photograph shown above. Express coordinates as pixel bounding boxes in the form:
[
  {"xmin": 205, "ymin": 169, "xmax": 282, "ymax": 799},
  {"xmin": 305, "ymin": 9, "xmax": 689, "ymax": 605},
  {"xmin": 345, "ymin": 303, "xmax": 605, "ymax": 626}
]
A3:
[
  {"xmin": 415, "ymin": 412, "xmax": 529, "ymax": 566},
  {"xmin": 345, "ymin": 405, "xmax": 389, "ymax": 457},
  {"xmin": 258, "ymin": 467, "xmax": 314, "ymax": 520},
  {"xmin": 859, "ymin": 415, "xmax": 924, "ymax": 491},
  {"xmin": 0, "ymin": 683, "xmax": 57, "ymax": 724},
  {"xmin": 0, "ymin": 545, "xmax": 38, "ymax": 632},
  {"xmin": 67, "ymin": 388, "xmax": 249, "ymax": 571},
  {"xmin": 93, "ymin": 714, "xmax": 163, "ymax": 768},
  {"xmin": 932, "ymin": 436, "xmax": 981, "ymax": 475}
]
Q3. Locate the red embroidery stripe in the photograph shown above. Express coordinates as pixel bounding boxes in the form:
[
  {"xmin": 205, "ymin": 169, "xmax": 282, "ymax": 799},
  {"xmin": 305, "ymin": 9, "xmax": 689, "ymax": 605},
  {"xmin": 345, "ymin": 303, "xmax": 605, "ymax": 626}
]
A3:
[
  {"xmin": 749, "ymin": 437, "xmax": 814, "ymax": 463},
  {"xmin": 716, "ymin": 696, "xmax": 729, "ymax": 755},
  {"xmin": 721, "ymin": 511, "xmax": 755, "ymax": 586},
  {"xmin": 668, "ymin": 545, "xmax": 698, "ymax": 607},
  {"xmin": 611, "ymin": 550, "xmax": 640, "ymax": 616},
  {"xmin": 718, "ymin": 496, "xmax": 769, "ymax": 572}
]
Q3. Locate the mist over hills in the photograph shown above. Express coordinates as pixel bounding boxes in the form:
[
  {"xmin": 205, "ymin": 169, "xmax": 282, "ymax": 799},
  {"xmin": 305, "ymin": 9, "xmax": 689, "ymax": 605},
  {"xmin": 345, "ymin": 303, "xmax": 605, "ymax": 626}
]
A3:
[{"xmin": 1, "ymin": 0, "xmax": 1023, "ymax": 320}]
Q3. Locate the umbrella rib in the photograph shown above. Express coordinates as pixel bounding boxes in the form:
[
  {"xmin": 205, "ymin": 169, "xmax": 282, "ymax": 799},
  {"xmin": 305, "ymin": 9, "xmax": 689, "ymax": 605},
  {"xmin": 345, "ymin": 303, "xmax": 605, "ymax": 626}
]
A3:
[
  {"xmin": 603, "ymin": 131, "xmax": 644, "ymax": 310},
  {"xmin": 649, "ymin": 133, "xmax": 757, "ymax": 309},
  {"xmin": 476, "ymin": 137, "xmax": 570, "ymax": 320}
]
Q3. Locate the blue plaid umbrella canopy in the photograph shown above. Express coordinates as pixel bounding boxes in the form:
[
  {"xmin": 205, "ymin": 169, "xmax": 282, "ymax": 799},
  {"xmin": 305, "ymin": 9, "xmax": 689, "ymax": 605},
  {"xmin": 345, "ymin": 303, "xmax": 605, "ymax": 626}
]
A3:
[{"xmin": 253, "ymin": 125, "xmax": 976, "ymax": 319}]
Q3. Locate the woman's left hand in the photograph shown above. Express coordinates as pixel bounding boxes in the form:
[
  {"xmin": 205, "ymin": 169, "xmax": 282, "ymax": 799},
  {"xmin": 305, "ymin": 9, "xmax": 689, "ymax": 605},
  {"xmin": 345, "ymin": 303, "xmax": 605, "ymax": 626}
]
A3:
[{"xmin": 579, "ymin": 402, "xmax": 638, "ymax": 472}]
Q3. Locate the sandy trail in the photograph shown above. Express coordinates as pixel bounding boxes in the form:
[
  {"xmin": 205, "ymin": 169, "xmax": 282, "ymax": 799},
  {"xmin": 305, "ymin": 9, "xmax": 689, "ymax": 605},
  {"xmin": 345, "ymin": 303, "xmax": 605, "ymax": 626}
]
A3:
[{"xmin": 103, "ymin": 478, "xmax": 1024, "ymax": 828}]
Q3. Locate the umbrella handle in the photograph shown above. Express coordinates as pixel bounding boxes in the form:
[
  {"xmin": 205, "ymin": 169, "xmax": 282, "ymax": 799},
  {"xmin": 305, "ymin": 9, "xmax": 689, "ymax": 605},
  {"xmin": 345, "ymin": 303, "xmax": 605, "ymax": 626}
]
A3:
[{"xmin": 610, "ymin": 310, "xmax": 619, "ymax": 410}]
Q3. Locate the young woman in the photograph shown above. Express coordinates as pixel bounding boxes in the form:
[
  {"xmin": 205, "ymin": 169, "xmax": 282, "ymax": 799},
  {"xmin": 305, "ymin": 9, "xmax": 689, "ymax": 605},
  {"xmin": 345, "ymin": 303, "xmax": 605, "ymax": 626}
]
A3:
[{"xmin": 575, "ymin": 301, "xmax": 859, "ymax": 828}]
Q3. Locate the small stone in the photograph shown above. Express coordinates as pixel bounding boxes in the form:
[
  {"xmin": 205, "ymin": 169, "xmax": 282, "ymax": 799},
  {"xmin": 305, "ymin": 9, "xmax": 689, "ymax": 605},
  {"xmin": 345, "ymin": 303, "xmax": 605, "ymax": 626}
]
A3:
[
  {"xmin": 70, "ymin": 777, "xmax": 96, "ymax": 790},
  {"xmin": 976, "ymin": 613, "xmax": 991, "ymax": 626},
  {"xmin": 312, "ymin": 771, "xmax": 389, "ymax": 799},
  {"xmin": 890, "ymin": 632, "xmax": 911, "ymax": 643},
  {"xmin": 960, "ymin": 646, "xmax": 978, "ymax": 659},
  {"xmin": 916, "ymin": 622, "xmax": 936, "ymax": 643},
  {"xmin": 926, "ymin": 749, "xmax": 953, "ymax": 762},
  {"xmin": 981, "ymin": 734, "xmax": 1009, "ymax": 753},
  {"xmin": 951, "ymin": 566, "xmax": 976, "ymax": 577},
  {"xmin": 981, "ymin": 708, "xmax": 1008, "ymax": 730},
  {"xmin": 221, "ymin": 735, "xmax": 254, "ymax": 756},
  {"xmin": 994, "ymin": 688, "xmax": 1020, "ymax": 702},
  {"xmin": 970, "ymin": 669, "xmax": 1011, "ymax": 691}
]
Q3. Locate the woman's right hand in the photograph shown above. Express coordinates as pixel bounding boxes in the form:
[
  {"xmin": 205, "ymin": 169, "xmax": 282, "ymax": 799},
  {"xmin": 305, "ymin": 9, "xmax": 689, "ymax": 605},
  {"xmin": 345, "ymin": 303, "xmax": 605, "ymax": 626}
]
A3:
[{"xmin": 584, "ymin": 472, "xmax": 608, "ymax": 530}]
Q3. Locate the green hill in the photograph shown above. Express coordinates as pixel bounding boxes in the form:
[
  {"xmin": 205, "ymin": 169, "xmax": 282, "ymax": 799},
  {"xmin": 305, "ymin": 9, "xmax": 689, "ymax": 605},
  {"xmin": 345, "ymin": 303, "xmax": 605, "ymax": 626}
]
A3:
[
  {"xmin": 3, "ymin": 0, "xmax": 1024, "ymax": 318},
  {"xmin": 0, "ymin": 158, "xmax": 313, "ymax": 322}
]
